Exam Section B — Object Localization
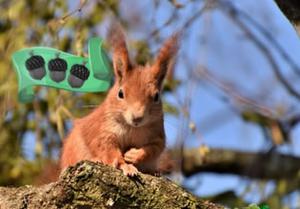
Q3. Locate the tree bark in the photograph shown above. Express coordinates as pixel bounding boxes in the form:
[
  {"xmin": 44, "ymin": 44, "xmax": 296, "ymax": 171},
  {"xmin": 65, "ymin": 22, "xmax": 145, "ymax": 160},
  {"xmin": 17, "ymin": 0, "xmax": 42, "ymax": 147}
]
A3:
[
  {"xmin": 274, "ymin": 0, "xmax": 300, "ymax": 34},
  {"xmin": 182, "ymin": 148, "xmax": 300, "ymax": 179},
  {"xmin": 274, "ymin": 0, "xmax": 300, "ymax": 24},
  {"xmin": 0, "ymin": 161, "xmax": 223, "ymax": 209}
]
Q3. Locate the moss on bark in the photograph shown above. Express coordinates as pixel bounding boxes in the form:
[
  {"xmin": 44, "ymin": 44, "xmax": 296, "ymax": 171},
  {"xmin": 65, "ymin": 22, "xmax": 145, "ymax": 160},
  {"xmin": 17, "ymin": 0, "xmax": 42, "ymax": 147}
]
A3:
[{"xmin": 0, "ymin": 161, "xmax": 223, "ymax": 209}]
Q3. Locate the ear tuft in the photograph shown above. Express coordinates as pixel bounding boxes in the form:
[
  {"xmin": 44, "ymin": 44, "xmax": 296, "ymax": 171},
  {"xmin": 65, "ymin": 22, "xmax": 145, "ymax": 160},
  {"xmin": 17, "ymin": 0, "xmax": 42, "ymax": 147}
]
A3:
[
  {"xmin": 107, "ymin": 21, "xmax": 131, "ymax": 83},
  {"xmin": 153, "ymin": 32, "xmax": 181, "ymax": 87}
]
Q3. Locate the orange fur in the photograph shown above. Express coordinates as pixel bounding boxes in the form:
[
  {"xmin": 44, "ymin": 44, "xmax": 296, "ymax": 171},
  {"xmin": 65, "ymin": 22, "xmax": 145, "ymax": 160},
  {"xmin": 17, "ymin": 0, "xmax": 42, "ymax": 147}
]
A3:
[
  {"xmin": 60, "ymin": 23, "xmax": 179, "ymax": 176},
  {"xmin": 35, "ymin": 161, "xmax": 60, "ymax": 185}
]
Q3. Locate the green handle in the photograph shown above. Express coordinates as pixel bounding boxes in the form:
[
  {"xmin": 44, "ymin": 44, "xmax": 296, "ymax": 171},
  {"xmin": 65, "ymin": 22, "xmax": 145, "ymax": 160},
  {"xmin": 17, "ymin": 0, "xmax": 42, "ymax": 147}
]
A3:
[{"xmin": 88, "ymin": 37, "xmax": 112, "ymax": 80}]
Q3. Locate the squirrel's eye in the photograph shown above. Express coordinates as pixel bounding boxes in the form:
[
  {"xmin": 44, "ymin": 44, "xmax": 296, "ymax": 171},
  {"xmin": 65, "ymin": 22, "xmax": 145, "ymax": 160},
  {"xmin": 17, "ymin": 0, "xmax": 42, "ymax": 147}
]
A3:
[
  {"xmin": 118, "ymin": 89, "xmax": 124, "ymax": 99},
  {"xmin": 153, "ymin": 92, "xmax": 160, "ymax": 103}
]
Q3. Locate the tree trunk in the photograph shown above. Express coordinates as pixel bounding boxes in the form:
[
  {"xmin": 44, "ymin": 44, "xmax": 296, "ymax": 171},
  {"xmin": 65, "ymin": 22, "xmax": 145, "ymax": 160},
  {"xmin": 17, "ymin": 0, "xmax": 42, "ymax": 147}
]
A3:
[
  {"xmin": 274, "ymin": 0, "xmax": 300, "ymax": 34},
  {"xmin": 0, "ymin": 161, "xmax": 223, "ymax": 209}
]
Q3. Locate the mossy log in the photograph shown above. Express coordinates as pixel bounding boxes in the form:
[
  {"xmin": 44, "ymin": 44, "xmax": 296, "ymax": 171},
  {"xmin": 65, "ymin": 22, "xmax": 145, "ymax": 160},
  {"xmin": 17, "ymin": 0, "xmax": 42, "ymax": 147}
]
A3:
[{"xmin": 0, "ymin": 161, "xmax": 223, "ymax": 209}]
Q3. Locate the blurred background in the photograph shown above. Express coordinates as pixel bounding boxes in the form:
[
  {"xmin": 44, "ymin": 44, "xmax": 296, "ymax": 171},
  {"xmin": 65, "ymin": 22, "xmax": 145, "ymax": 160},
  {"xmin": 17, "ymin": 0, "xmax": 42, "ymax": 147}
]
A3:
[{"xmin": 1, "ymin": 0, "xmax": 300, "ymax": 208}]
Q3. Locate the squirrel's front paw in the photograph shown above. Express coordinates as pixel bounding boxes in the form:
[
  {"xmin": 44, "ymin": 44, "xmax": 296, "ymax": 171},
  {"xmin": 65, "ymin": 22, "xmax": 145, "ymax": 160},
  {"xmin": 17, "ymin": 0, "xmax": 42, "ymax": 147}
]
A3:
[
  {"xmin": 124, "ymin": 148, "xmax": 145, "ymax": 164},
  {"xmin": 120, "ymin": 163, "xmax": 138, "ymax": 176}
]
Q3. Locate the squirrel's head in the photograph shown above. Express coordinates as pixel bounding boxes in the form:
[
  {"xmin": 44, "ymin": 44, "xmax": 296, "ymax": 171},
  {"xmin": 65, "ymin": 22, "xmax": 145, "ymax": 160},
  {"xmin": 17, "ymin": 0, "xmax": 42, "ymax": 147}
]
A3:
[{"xmin": 107, "ymin": 23, "xmax": 179, "ymax": 128}]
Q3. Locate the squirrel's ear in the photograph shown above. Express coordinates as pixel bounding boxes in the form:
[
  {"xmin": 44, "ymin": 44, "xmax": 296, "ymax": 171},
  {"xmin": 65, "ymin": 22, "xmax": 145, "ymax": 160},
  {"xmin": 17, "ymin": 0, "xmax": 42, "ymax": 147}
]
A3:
[
  {"xmin": 152, "ymin": 33, "xmax": 180, "ymax": 88},
  {"xmin": 108, "ymin": 22, "xmax": 131, "ymax": 83}
]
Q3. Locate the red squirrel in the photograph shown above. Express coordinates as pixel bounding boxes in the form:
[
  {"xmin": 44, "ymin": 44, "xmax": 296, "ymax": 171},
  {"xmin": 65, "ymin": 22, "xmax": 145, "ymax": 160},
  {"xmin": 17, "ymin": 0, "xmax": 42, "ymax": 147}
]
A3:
[{"xmin": 60, "ymin": 24, "xmax": 179, "ymax": 176}]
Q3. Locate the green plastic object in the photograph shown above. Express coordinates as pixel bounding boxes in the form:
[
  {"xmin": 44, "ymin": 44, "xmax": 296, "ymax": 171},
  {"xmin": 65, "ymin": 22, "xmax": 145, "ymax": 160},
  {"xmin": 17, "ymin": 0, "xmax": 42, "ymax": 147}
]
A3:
[{"xmin": 12, "ymin": 37, "xmax": 112, "ymax": 103}]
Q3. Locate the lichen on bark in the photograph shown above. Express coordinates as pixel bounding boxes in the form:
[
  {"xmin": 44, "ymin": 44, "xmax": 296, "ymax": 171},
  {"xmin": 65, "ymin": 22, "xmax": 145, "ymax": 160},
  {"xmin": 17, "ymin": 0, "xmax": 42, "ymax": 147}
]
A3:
[{"xmin": 0, "ymin": 161, "xmax": 223, "ymax": 209}]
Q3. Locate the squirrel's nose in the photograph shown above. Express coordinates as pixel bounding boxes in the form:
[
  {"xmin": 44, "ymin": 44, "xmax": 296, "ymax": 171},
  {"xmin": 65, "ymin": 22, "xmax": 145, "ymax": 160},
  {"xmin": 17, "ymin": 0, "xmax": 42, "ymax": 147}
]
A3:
[{"xmin": 132, "ymin": 116, "xmax": 144, "ymax": 124}]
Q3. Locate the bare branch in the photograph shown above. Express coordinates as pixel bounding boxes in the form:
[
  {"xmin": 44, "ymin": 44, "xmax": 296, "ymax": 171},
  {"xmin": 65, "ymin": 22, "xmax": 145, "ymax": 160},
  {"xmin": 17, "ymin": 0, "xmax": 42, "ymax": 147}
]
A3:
[
  {"xmin": 220, "ymin": 0, "xmax": 300, "ymax": 77},
  {"xmin": 196, "ymin": 66, "xmax": 276, "ymax": 117},
  {"xmin": 217, "ymin": 0, "xmax": 300, "ymax": 101},
  {"xmin": 182, "ymin": 148, "xmax": 300, "ymax": 180}
]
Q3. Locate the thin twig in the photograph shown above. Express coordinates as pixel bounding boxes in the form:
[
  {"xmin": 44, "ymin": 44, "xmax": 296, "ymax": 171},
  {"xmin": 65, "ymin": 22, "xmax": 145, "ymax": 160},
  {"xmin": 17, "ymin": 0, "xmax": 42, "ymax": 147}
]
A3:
[
  {"xmin": 61, "ymin": 0, "xmax": 88, "ymax": 21},
  {"xmin": 196, "ymin": 66, "xmax": 277, "ymax": 117},
  {"xmin": 220, "ymin": 0, "xmax": 300, "ymax": 77},
  {"xmin": 181, "ymin": 0, "xmax": 219, "ymax": 32},
  {"xmin": 149, "ymin": 11, "xmax": 178, "ymax": 38},
  {"xmin": 218, "ymin": 0, "xmax": 300, "ymax": 101}
]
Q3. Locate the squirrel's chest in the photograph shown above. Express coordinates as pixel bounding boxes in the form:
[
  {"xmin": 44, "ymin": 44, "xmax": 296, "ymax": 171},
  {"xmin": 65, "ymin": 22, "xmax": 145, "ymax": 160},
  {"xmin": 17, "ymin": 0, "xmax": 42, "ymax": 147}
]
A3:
[
  {"xmin": 123, "ymin": 127, "xmax": 154, "ymax": 149},
  {"xmin": 111, "ymin": 123, "xmax": 156, "ymax": 150}
]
